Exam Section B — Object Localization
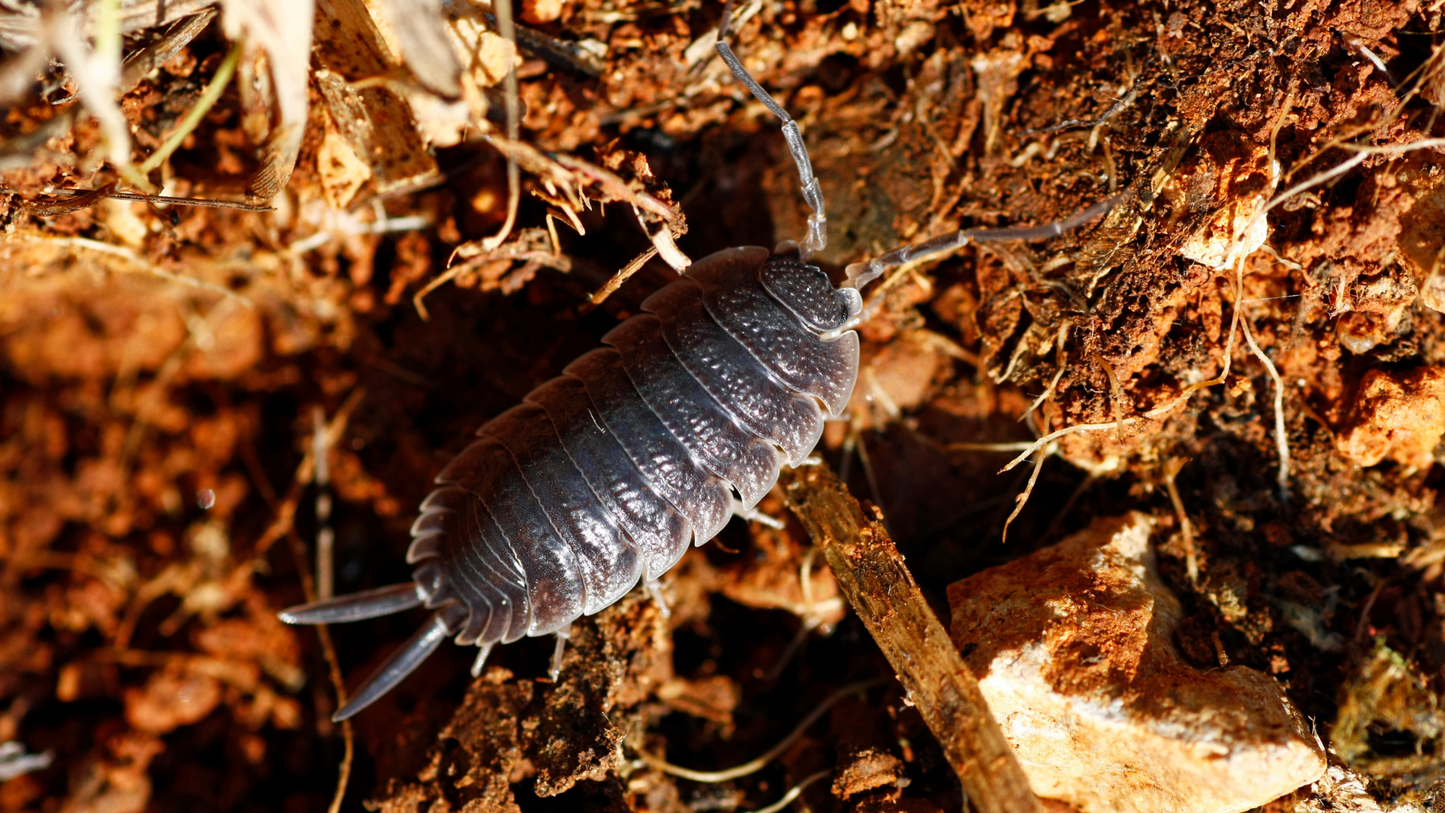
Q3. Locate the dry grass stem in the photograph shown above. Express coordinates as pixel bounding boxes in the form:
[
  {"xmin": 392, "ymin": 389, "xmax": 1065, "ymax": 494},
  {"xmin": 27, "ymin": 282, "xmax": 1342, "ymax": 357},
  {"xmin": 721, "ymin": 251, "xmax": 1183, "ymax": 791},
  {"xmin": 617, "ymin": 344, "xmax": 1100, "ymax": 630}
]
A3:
[
  {"xmin": 1162, "ymin": 457, "xmax": 1199, "ymax": 584},
  {"xmin": 634, "ymin": 679, "xmax": 884, "ymax": 783}
]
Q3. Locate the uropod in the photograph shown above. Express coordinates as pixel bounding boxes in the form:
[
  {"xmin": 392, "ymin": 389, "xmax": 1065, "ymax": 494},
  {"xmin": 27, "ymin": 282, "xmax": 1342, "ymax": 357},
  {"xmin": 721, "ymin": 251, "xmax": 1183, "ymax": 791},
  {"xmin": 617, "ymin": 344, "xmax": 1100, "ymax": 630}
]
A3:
[{"xmin": 280, "ymin": 0, "xmax": 1116, "ymax": 721}]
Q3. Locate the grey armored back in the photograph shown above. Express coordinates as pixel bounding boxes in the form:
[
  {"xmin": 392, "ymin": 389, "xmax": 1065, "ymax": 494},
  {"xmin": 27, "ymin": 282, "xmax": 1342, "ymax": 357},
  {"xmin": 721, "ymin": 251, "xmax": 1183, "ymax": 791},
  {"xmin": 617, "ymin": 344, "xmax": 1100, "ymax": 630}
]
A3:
[{"xmin": 407, "ymin": 246, "xmax": 860, "ymax": 651}]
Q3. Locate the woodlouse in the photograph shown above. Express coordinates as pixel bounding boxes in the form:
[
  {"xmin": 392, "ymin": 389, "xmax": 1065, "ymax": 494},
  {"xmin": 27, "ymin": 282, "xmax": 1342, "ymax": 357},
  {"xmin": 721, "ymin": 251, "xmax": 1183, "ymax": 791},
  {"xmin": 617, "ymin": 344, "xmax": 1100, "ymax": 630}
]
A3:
[{"xmin": 280, "ymin": 0, "xmax": 1116, "ymax": 721}]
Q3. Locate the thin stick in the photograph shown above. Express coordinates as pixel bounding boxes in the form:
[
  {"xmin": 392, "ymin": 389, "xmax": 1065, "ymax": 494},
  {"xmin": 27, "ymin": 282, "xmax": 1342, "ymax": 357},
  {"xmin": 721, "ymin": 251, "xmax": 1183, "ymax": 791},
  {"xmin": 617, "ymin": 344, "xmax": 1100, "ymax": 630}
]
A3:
[
  {"xmin": 282, "ymin": 525, "xmax": 354, "ymax": 813},
  {"xmin": 263, "ymin": 397, "xmax": 364, "ymax": 813},
  {"xmin": 1240, "ymin": 314, "xmax": 1290, "ymax": 503},
  {"xmin": 27, "ymin": 235, "xmax": 257, "ymax": 306},
  {"xmin": 312, "ymin": 407, "xmax": 336, "ymax": 600},
  {"xmin": 948, "ymin": 441, "xmax": 1038, "ymax": 451},
  {"xmin": 744, "ymin": 770, "xmax": 831, "ymax": 813},
  {"xmin": 485, "ymin": 0, "xmax": 522, "ymax": 252},
  {"xmin": 635, "ymin": 678, "xmax": 884, "ymax": 782},
  {"xmin": 780, "ymin": 464, "xmax": 1042, "ymax": 813},
  {"xmin": 590, "ymin": 246, "xmax": 660, "ymax": 305},
  {"xmin": 35, "ymin": 189, "xmax": 272, "ymax": 210},
  {"xmin": 1162, "ymin": 457, "xmax": 1198, "ymax": 584},
  {"xmin": 254, "ymin": 389, "xmax": 366, "ymax": 557},
  {"xmin": 1001, "ymin": 442, "xmax": 1050, "ymax": 545}
]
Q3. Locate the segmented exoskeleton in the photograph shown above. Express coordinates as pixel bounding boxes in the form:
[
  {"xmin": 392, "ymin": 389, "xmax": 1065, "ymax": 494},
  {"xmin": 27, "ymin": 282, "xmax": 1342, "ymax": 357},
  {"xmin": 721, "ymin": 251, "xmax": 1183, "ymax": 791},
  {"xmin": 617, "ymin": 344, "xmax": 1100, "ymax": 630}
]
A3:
[{"xmin": 280, "ymin": 0, "xmax": 1115, "ymax": 721}]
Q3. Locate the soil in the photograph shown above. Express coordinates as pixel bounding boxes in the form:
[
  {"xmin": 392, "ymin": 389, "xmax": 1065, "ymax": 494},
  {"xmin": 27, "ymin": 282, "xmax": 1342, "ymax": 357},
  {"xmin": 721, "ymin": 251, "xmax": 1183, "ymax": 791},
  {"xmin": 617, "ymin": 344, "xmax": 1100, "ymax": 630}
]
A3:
[{"xmin": 1, "ymin": 0, "xmax": 1443, "ymax": 811}]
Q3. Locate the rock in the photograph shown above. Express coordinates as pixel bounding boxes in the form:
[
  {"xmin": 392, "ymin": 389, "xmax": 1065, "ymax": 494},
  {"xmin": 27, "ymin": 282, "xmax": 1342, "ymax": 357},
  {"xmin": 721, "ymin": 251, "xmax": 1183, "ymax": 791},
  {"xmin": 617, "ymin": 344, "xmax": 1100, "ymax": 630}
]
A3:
[
  {"xmin": 947, "ymin": 514, "xmax": 1326, "ymax": 813},
  {"xmin": 1174, "ymin": 130, "xmax": 1277, "ymax": 270},
  {"xmin": 1336, "ymin": 366, "xmax": 1445, "ymax": 469}
]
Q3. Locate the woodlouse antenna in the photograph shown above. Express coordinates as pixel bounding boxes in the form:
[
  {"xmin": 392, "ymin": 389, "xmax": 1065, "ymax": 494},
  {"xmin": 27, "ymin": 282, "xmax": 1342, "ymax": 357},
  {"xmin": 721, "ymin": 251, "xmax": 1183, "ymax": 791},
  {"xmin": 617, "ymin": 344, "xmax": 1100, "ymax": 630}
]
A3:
[
  {"xmin": 714, "ymin": 0, "xmax": 1119, "ymax": 292},
  {"xmin": 844, "ymin": 193, "xmax": 1123, "ymax": 291},
  {"xmin": 715, "ymin": 0, "xmax": 827, "ymax": 258}
]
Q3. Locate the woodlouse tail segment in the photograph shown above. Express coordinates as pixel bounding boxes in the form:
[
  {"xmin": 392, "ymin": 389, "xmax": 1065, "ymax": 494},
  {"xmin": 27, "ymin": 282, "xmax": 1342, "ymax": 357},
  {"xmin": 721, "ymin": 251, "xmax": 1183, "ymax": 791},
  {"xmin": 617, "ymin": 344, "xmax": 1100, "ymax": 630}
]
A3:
[
  {"xmin": 715, "ymin": 0, "xmax": 827, "ymax": 258},
  {"xmin": 333, "ymin": 604, "xmax": 468, "ymax": 722},
  {"xmin": 277, "ymin": 582, "xmax": 426, "ymax": 625}
]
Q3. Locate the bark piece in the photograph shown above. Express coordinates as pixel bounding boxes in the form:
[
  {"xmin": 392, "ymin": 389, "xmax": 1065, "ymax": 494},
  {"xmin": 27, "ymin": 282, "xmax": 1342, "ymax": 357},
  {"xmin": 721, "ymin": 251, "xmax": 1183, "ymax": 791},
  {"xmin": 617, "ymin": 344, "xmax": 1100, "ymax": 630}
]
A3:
[
  {"xmin": 947, "ymin": 513, "xmax": 1327, "ymax": 813},
  {"xmin": 312, "ymin": 0, "xmax": 442, "ymax": 199},
  {"xmin": 780, "ymin": 464, "xmax": 1043, "ymax": 813}
]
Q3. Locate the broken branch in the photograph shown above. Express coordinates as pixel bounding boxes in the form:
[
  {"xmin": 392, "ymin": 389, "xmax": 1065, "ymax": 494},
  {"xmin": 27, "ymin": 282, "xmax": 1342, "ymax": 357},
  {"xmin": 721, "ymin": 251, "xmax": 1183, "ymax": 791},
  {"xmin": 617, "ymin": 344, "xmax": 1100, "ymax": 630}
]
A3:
[{"xmin": 779, "ymin": 464, "xmax": 1042, "ymax": 813}]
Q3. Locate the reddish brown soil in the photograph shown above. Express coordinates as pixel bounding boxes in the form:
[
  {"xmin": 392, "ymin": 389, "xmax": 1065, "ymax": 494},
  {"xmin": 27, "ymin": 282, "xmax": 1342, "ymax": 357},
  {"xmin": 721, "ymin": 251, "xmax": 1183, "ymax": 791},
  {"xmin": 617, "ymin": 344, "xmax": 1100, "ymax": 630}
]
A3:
[{"xmin": 2, "ymin": 0, "xmax": 1443, "ymax": 811}]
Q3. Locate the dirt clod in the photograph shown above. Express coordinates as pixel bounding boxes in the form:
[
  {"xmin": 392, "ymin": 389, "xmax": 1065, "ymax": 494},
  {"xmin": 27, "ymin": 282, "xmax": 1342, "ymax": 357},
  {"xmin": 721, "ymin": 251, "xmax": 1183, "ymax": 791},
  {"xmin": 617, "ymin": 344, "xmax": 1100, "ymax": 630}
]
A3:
[{"xmin": 1336, "ymin": 366, "xmax": 1445, "ymax": 468}]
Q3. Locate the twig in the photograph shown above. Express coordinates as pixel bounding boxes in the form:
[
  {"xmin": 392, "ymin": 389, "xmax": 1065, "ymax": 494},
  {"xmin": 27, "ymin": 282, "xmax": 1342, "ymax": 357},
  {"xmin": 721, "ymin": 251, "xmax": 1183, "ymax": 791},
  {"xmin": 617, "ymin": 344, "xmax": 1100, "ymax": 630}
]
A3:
[
  {"xmin": 283, "ymin": 525, "xmax": 354, "ymax": 813},
  {"xmin": 483, "ymin": 0, "xmax": 522, "ymax": 253},
  {"xmin": 588, "ymin": 245, "xmax": 659, "ymax": 305},
  {"xmin": 743, "ymin": 769, "xmax": 831, "ymax": 813},
  {"xmin": 254, "ymin": 389, "xmax": 365, "ymax": 557},
  {"xmin": 1240, "ymin": 313, "xmax": 1290, "ymax": 503},
  {"xmin": 1001, "ymin": 441, "xmax": 1051, "ymax": 545},
  {"xmin": 18, "ymin": 188, "xmax": 273, "ymax": 211},
  {"xmin": 634, "ymin": 678, "xmax": 884, "ymax": 782},
  {"xmin": 311, "ymin": 406, "xmax": 336, "ymax": 600},
  {"xmin": 1161, "ymin": 457, "xmax": 1198, "ymax": 584},
  {"xmin": 16, "ymin": 235, "xmax": 256, "ymax": 307},
  {"xmin": 260, "ymin": 393, "xmax": 366, "ymax": 813},
  {"xmin": 779, "ymin": 464, "xmax": 1042, "ymax": 813}
]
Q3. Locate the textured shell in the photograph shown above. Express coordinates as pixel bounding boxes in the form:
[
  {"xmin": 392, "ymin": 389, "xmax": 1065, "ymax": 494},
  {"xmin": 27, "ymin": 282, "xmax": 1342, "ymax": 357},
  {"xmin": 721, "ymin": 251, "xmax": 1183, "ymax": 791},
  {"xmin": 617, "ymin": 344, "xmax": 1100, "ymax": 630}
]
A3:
[{"xmin": 406, "ymin": 247, "xmax": 861, "ymax": 644}]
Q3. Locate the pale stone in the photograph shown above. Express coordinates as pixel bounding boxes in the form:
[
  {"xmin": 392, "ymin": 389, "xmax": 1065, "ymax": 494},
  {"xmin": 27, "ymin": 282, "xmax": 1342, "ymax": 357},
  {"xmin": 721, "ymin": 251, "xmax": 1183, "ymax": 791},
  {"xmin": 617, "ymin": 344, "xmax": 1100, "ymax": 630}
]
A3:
[
  {"xmin": 948, "ymin": 513, "xmax": 1326, "ymax": 813},
  {"xmin": 1173, "ymin": 131, "xmax": 1277, "ymax": 270}
]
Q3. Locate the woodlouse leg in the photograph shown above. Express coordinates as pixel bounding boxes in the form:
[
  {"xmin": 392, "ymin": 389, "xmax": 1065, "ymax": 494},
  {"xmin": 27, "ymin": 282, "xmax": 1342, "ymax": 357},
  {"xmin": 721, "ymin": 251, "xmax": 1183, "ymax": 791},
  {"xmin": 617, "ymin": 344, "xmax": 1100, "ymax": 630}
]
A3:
[
  {"xmin": 548, "ymin": 628, "xmax": 571, "ymax": 682},
  {"xmin": 731, "ymin": 496, "xmax": 785, "ymax": 530},
  {"xmin": 645, "ymin": 579, "xmax": 671, "ymax": 620},
  {"xmin": 334, "ymin": 605, "xmax": 467, "ymax": 722},
  {"xmin": 470, "ymin": 641, "xmax": 495, "ymax": 678},
  {"xmin": 715, "ymin": 0, "xmax": 827, "ymax": 258},
  {"xmin": 278, "ymin": 581, "xmax": 425, "ymax": 625}
]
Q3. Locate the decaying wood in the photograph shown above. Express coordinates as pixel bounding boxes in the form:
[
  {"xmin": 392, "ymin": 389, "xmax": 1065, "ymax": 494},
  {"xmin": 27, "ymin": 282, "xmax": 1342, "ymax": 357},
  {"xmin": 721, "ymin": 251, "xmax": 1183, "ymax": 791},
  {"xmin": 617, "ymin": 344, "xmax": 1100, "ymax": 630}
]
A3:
[
  {"xmin": 312, "ymin": 0, "xmax": 441, "ymax": 198},
  {"xmin": 119, "ymin": 9, "xmax": 218, "ymax": 93},
  {"xmin": 780, "ymin": 464, "xmax": 1042, "ymax": 813}
]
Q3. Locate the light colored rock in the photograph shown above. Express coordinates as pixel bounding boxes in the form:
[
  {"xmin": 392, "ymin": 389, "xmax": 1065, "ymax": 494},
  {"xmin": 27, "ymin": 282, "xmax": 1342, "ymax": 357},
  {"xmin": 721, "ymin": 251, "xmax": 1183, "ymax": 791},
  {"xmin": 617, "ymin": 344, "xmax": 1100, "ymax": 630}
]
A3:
[
  {"xmin": 947, "ymin": 513, "xmax": 1326, "ymax": 813},
  {"xmin": 1174, "ymin": 131, "xmax": 1277, "ymax": 270}
]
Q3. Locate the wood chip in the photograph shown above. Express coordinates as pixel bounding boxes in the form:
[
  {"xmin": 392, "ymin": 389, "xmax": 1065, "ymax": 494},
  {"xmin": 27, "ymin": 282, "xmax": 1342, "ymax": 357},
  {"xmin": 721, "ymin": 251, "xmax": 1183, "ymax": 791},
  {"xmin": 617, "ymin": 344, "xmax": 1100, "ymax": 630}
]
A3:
[{"xmin": 780, "ymin": 463, "xmax": 1043, "ymax": 813}]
